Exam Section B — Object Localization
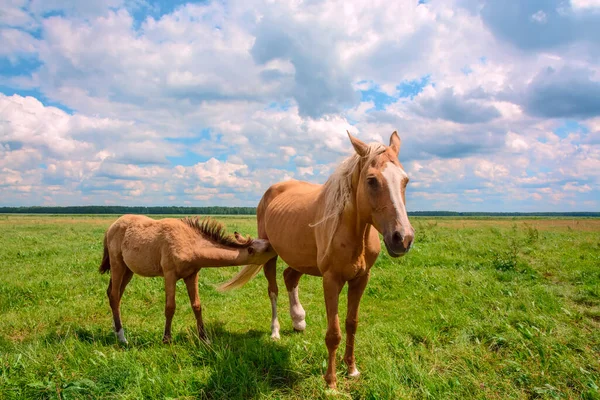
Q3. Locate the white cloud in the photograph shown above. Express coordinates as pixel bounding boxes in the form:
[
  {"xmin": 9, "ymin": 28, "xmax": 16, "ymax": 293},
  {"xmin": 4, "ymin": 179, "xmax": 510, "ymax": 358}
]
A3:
[
  {"xmin": 571, "ymin": 0, "xmax": 600, "ymax": 10},
  {"xmin": 563, "ymin": 182, "xmax": 592, "ymax": 192},
  {"xmin": 280, "ymin": 146, "xmax": 296, "ymax": 161},
  {"xmin": 0, "ymin": 94, "xmax": 88, "ymax": 158},
  {"xmin": 0, "ymin": 28, "xmax": 39, "ymax": 59},
  {"xmin": 0, "ymin": 0, "xmax": 598, "ymax": 211},
  {"xmin": 189, "ymin": 158, "xmax": 252, "ymax": 188},
  {"xmin": 530, "ymin": 10, "xmax": 547, "ymax": 24},
  {"xmin": 505, "ymin": 132, "xmax": 530, "ymax": 152},
  {"xmin": 0, "ymin": 0, "xmax": 37, "ymax": 29}
]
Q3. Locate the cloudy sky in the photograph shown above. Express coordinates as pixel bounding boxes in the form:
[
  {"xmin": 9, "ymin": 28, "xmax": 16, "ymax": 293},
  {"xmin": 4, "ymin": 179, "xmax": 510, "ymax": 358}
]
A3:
[{"xmin": 1, "ymin": 0, "xmax": 599, "ymax": 211}]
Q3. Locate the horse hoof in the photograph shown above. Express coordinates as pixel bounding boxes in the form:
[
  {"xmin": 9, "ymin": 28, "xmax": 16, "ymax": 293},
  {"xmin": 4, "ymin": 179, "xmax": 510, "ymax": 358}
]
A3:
[
  {"xmin": 200, "ymin": 337, "xmax": 212, "ymax": 345},
  {"xmin": 293, "ymin": 319, "xmax": 306, "ymax": 332},
  {"xmin": 271, "ymin": 332, "xmax": 281, "ymax": 340},
  {"xmin": 323, "ymin": 379, "xmax": 337, "ymax": 392},
  {"xmin": 324, "ymin": 373, "xmax": 338, "ymax": 389},
  {"xmin": 348, "ymin": 369, "xmax": 361, "ymax": 378},
  {"xmin": 162, "ymin": 336, "xmax": 172, "ymax": 344},
  {"xmin": 116, "ymin": 328, "xmax": 127, "ymax": 344}
]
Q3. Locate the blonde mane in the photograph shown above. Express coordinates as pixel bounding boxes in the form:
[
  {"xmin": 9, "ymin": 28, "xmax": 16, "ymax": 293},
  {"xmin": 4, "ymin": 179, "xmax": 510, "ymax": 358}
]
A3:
[
  {"xmin": 311, "ymin": 143, "xmax": 387, "ymax": 247},
  {"xmin": 182, "ymin": 217, "xmax": 253, "ymax": 248}
]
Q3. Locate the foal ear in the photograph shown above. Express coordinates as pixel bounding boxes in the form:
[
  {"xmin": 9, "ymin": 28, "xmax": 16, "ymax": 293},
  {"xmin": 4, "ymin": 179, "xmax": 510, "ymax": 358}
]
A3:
[
  {"xmin": 389, "ymin": 131, "xmax": 401, "ymax": 155},
  {"xmin": 347, "ymin": 130, "xmax": 369, "ymax": 157}
]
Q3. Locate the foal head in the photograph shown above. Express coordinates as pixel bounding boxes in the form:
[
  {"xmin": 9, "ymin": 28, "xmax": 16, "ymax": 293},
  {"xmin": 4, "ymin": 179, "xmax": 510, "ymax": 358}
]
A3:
[
  {"xmin": 350, "ymin": 131, "xmax": 415, "ymax": 257},
  {"xmin": 245, "ymin": 238, "xmax": 277, "ymax": 265}
]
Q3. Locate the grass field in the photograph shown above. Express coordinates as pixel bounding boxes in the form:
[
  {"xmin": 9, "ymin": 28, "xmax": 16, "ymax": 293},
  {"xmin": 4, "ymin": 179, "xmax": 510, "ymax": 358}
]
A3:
[{"xmin": 0, "ymin": 215, "xmax": 599, "ymax": 399}]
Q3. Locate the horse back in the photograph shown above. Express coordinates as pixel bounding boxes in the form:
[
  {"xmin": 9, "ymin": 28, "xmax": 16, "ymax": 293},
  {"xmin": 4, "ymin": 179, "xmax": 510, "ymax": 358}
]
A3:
[{"xmin": 106, "ymin": 215, "xmax": 172, "ymax": 277}]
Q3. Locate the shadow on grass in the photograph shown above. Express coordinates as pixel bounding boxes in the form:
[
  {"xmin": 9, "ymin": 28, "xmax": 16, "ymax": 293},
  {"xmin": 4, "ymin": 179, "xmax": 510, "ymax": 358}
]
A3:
[
  {"xmin": 183, "ymin": 323, "xmax": 301, "ymax": 398},
  {"xmin": 40, "ymin": 325, "xmax": 122, "ymax": 347},
  {"xmin": 39, "ymin": 322, "xmax": 302, "ymax": 398}
]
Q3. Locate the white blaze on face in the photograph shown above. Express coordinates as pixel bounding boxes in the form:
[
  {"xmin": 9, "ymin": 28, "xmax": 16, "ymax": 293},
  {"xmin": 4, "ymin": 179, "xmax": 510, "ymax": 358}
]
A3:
[{"xmin": 381, "ymin": 162, "xmax": 411, "ymax": 231}]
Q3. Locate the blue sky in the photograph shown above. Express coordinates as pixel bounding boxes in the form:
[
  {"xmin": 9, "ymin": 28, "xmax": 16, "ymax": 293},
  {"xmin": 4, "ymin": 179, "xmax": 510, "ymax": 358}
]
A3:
[{"xmin": 1, "ymin": 0, "xmax": 599, "ymax": 211}]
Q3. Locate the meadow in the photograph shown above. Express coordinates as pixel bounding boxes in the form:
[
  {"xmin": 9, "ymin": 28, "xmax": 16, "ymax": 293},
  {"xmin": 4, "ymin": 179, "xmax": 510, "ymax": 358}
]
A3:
[{"xmin": 0, "ymin": 215, "xmax": 599, "ymax": 399}]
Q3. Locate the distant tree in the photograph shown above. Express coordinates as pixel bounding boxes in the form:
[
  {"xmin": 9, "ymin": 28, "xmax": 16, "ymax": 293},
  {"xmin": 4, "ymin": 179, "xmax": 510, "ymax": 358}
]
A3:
[{"xmin": 0, "ymin": 206, "xmax": 598, "ymax": 217}]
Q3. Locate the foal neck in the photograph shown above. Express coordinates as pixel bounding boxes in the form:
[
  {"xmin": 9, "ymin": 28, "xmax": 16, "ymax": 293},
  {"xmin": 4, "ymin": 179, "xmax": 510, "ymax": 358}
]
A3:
[{"xmin": 191, "ymin": 245, "xmax": 246, "ymax": 267}]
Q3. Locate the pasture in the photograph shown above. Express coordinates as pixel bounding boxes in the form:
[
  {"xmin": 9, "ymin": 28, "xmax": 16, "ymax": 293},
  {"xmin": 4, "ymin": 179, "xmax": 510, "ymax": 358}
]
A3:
[{"xmin": 0, "ymin": 215, "xmax": 599, "ymax": 399}]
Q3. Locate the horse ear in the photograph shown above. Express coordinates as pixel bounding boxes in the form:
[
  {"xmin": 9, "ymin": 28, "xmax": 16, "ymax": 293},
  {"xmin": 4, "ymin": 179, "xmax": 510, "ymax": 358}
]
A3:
[
  {"xmin": 389, "ymin": 131, "xmax": 401, "ymax": 155},
  {"xmin": 347, "ymin": 130, "xmax": 368, "ymax": 157}
]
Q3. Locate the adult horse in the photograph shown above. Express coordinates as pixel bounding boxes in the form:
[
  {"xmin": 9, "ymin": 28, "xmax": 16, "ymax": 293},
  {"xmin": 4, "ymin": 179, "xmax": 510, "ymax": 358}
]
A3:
[{"xmin": 220, "ymin": 131, "xmax": 414, "ymax": 388}]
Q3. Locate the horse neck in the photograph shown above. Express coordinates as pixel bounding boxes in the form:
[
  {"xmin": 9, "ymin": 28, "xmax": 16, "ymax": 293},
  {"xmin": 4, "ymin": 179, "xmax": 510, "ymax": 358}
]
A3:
[
  {"xmin": 339, "ymin": 204, "xmax": 371, "ymax": 247},
  {"xmin": 336, "ymin": 161, "xmax": 372, "ymax": 249}
]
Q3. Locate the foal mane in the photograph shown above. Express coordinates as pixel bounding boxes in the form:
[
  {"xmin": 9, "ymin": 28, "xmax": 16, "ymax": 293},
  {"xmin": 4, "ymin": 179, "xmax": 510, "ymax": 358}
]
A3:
[
  {"xmin": 182, "ymin": 217, "xmax": 253, "ymax": 248},
  {"xmin": 311, "ymin": 143, "xmax": 386, "ymax": 246}
]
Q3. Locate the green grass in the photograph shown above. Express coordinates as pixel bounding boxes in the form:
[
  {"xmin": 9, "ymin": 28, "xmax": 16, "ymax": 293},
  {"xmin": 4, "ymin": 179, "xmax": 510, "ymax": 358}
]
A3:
[{"xmin": 0, "ymin": 215, "xmax": 599, "ymax": 399}]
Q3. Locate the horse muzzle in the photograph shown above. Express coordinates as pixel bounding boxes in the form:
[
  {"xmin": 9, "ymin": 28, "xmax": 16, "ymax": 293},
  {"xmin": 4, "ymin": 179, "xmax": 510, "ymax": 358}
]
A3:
[{"xmin": 383, "ymin": 229, "xmax": 414, "ymax": 258}]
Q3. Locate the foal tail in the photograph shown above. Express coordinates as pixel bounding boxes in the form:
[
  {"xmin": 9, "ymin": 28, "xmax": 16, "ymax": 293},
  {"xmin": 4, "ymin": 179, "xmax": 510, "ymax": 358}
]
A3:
[
  {"xmin": 217, "ymin": 264, "xmax": 264, "ymax": 292},
  {"xmin": 99, "ymin": 234, "xmax": 110, "ymax": 274}
]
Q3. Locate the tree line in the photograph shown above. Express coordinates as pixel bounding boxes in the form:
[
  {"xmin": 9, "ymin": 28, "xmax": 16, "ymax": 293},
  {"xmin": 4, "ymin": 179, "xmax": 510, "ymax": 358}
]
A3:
[
  {"xmin": 407, "ymin": 211, "xmax": 600, "ymax": 217},
  {"xmin": 0, "ymin": 206, "xmax": 598, "ymax": 217}
]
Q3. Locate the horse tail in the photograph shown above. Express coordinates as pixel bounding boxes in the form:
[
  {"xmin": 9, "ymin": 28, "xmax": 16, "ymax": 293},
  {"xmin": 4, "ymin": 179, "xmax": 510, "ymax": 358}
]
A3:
[
  {"xmin": 217, "ymin": 263, "xmax": 264, "ymax": 292},
  {"xmin": 99, "ymin": 233, "xmax": 110, "ymax": 274}
]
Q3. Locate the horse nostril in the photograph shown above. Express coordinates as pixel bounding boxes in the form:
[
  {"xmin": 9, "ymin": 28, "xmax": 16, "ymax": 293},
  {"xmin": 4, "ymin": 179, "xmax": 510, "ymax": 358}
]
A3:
[
  {"xmin": 392, "ymin": 231, "xmax": 403, "ymax": 245},
  {"xmin": 404, "ymin": 231, "xmax": 414, "ymax": 249}
]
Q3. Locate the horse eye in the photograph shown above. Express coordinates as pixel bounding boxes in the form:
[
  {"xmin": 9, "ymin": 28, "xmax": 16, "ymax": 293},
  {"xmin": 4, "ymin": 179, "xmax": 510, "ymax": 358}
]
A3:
[{"xmin": 366, "ymin": 177, "xmax": 379, "ymax": 188}]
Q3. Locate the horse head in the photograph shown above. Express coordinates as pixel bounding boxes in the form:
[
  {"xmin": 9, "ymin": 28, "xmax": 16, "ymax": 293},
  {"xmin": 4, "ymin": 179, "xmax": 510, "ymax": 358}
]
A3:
[{"xmin": 348, "ymin": 131, "xmax": 415, "ymax": 257}]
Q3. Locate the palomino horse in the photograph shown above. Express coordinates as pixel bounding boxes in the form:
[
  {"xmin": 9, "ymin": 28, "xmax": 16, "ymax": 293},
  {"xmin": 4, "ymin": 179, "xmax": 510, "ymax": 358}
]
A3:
[
  {"xmin": 220, "ymin": 131, "xmax": 414, "ymax": 388},
  {"xmin": 99, "ymin": 214, "xmax": 276, "ymax": 344}
]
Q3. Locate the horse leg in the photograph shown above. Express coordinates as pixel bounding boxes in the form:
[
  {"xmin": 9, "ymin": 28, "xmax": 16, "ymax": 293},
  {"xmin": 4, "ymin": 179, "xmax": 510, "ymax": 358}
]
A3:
[
  {"xmin": 344, "ymin": 272, "xmax": 370, "ymax": 378},
  {"xmin": 106, "ymin": 278, "xmax": 115, "ymax": 336},
  {"xmin": 119, "ymin": 267, "xmax": 134, "ymax": 300},
  {"xmin": 163, "ymin": 272, "xmax": 177, "ymax": 343},
  {"xmin": 184, "ymin": 272, "xmax": 208, "ymax": 342},
  {"xmin": 108, "ymin": 257, "xmax": 127, "ymax": 344},
  {"xmin": 323, "ymin": 273, "xmax": 344, "ymax": 389},
  {"xmin": 263, "ymin": 256, "xmax": 280, "ymax": 339},
  {"xmin": 283, "ymin": 267, "xmax": 306, "ymax": 331}
]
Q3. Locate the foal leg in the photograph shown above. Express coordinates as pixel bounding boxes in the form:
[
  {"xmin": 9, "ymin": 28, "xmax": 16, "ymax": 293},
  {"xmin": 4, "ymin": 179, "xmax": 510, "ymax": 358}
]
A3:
[
  {"xmin": 283, "ymin": 267, "xmax": 306, "ymax": 331},
  {"xmin": 162, "ymin": 272, "xmax": 177, "ymax": 343},
  {"xmin": 323, "ymin": 273, "xmax": 344, "ymax": 389},
  {"xmin": 344, "ymin": 272, "xmax": 370, "ymax": 378},
  {"xmin": 184, "ymin": 272, "xmax": 208, "ymax": 342},
  {"xmin": 263, "ymin": 256, "xmax": 280, "ymax": 339},
  {"xmin": 119, "ymin": 267, "xmax": 134, "ymax": 300},
  {"xmin": 108, "ymin": 257, "xmax": 128, "ymax": 344}
]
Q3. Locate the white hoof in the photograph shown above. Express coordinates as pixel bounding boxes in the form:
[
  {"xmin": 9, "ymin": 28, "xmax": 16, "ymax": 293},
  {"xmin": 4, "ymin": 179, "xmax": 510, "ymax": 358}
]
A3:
[
  {"xmin": 116, "ymin": 328, "xmax": 128, "ymax": 344},
  {"xmin": 348, "ymin": 368, "xmax": 361, "ymax": 378},
  {"xmin": 293, "ymin": 319, "xmax": 306, "ymax": 331},
  {"xmin": 271, "ymin": 331, "xmax": 281, "ymax": 340}
]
